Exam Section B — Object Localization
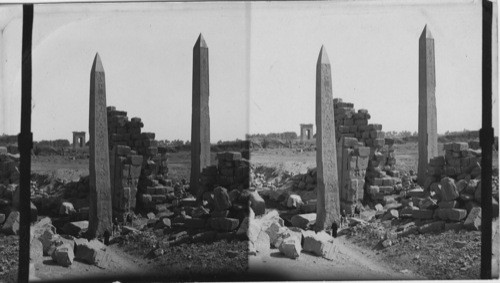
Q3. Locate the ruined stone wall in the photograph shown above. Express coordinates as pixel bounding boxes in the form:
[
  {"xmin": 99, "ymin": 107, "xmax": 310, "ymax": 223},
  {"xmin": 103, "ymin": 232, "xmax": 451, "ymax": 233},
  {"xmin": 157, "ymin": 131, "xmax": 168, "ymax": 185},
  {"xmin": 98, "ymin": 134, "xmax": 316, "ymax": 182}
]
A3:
[
  {"xmin": 106, "ymin": 106, "xmax": 169, "ymax": 220},
  {"xmin": 333, "ymin": 99, "xmax": 402, "ymax": 211},
  {"xmin": 200, "ymin": 151, "xmax": 250, "ymax": 196}
]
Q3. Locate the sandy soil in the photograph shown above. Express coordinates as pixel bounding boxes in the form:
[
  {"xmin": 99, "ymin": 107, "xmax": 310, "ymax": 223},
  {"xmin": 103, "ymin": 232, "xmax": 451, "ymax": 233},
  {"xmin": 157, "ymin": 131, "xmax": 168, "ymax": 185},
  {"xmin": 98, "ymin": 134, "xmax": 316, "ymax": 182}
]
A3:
[{"xmin": 249, "ymin": 234, "xmax": 422, "ymax": 280}]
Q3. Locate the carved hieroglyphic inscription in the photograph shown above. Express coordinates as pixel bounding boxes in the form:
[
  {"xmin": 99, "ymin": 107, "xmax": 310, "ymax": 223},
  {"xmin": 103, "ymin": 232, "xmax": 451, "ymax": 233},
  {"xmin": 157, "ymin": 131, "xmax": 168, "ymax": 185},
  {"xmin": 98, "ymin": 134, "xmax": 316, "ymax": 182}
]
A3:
[
  {"xmin": 89, "ymin": 53, "xmax": 112, "ymax": 238},
  {"xmin": 190, "ymin": 34, "xmax": 211, "ymax": 197},
  {"xmin": 417, "ymin": 26, "xmax": 438, "ymax": 185},
  {"xmin": 315, "ymin": 46, "xmax": 340, "ymax": 231}
]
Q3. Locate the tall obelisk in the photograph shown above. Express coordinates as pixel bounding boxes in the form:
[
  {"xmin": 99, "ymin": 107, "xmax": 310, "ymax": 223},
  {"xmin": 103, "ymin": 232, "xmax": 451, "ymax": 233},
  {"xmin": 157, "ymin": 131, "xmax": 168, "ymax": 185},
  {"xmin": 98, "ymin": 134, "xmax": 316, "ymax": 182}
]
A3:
[
  {"xmin": 190, "ymin": 34, "xmax": 211, "ymax": 196},
  {"xmin": 88, "ymin": 53, "xmax": 112, "ymax": 239},
  {"xmin": 417, "ymin": 25, "xmax": 438, "ymax": 185},
  {"xmin": 315, "ymin": 46, "xmax": 340, "ymax": 231}
]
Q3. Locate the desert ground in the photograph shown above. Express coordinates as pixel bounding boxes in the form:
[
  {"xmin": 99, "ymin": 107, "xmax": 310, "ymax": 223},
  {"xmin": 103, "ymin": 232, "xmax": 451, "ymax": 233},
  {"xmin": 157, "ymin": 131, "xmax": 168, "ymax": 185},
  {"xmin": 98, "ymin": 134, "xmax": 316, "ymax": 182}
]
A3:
[{"xmin": 249, "ymin": 141, "xmax": 499, "ymax": 280}]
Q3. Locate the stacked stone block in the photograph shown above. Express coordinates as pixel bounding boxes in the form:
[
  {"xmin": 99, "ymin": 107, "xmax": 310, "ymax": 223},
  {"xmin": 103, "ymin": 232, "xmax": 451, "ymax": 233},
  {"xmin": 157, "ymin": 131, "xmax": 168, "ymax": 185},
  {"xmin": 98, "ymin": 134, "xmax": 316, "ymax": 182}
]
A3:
[
  {"xmin": 333, "ymin": 98, "xmax": 385, "ymax": 149},
  {"xmin": 110, "ymin": 145, "xmax": 142, "ymax": 221},
  {"xmin": 106, "ymin": 106, "xmax": 170, "ymax": 217},
  {"xmin": 217, "ymin": 152, "xmax": 250, "ymax": 191},
  {"xmin": 337, "ymin": 137, "xmax": 369, "ymax": 214},
  {"xmin": 332, "ymin": 99, "xmax": 402, "ymax": 205},
  {"xmin": 424, "ymin": 142, "xmax": 482, "ymax": 190}
]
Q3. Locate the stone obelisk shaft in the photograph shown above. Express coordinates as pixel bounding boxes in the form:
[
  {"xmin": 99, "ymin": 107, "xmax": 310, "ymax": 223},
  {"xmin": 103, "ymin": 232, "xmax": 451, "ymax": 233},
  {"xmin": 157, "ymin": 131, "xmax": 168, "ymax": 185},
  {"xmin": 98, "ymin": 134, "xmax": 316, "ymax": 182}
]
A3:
[
  {"xmin": 190, "ymin": 34, "xmax": 211, "ymax": 196},
  {"xmin": 418, "ymin": 26, "xmax": 438, "ymax": 185},
  {"xmin": 315, "ymin": 46, "xmax": 340, "ymax": 231},
  {"xmin": 88, "ymin": 53, "xmax": 112, "ymax": 238}
]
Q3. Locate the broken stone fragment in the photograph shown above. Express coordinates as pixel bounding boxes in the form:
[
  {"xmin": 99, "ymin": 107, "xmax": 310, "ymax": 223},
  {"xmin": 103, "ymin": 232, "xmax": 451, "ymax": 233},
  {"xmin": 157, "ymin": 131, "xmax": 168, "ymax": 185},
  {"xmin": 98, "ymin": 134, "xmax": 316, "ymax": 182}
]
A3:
[
  {"xmin": 30, "ymin": 238, "xmax": 43, "ymax": 261},
  {"xmin": 213, "ymin": 186, "xmax": 231, "ymax": 211},
  {"xmin": 302, "ymin": 230, "xmax": 334, "ymax": 257},
  {"xmin": 249, "ymin": 191, "xmax": 265, "ymax": 216},
  {"xmin": 254, "ymin": 230, "xmax": 270, "ymax": 255},
  {"xmin": 59, "ymin": 202, "xmax": 76, "ymax": 216},
  {"xmin": 464, "ymin": 207, "xmax": 481, "ymax": 230},
  {"xmin": 278, "ymin": 237, "xmax": 301, "ymax": 259},
  {"xmin": 61, "ymin": 221, "xmax": 88, "ymax": 237},
  {"xmin": 74, "ymin": 239, "xmax": 107, "ymax": 265},
  {"xmin": 1, "ymin": 210, "xmax": 19, "ymax": 235},
  {"xmin": 434, "ymin": 208, "xmax": 467, "ymax": 221},
  {"xmin": 291, "ymin": 213, "xmax": 316, "ymax": 229},
  {"xmin": 440, "ymin": 177, "xmax": 459, "ymax": 201},
  {"xmin": 286, "ymin": 194, "xmax": 304, "ymax": 208},
  {"xmin": 51, "ymin": 243, "xmax": 74, "ymax": 267}
]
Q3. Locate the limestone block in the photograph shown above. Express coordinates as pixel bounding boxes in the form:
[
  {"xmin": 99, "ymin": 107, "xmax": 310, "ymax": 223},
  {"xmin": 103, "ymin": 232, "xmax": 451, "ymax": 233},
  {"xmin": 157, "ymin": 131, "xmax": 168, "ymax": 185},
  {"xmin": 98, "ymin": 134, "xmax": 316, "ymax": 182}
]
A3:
[
  {"xmin": 279, "ymin": 237, "xmax": 301, "ymax": 259},
  {"xmin": 291, "ymin": 213, "xmax": 316, "ymax": 229},
  {"xmin": 435, "ymin": 208, "xmax": 467, "ymax": 221},
  {"xmin": 51, "ymin": 243, "xmax": 74, "ymax": 267},
  {"xmin": 464, "ymin": 207, "xmax": 481, "ymax": 230},
  {"xmin": 440, "ymin": 177, "xmax": 459, "ymax": 201}
]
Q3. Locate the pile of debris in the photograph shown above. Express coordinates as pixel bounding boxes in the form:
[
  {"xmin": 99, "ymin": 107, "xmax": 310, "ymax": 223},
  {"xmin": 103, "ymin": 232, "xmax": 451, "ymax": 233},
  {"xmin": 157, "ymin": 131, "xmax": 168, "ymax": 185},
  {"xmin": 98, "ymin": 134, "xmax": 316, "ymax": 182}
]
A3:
[
  {"xmin": 29, "ymin": 217, "xmax": 112, "ymax": 268},
  {"xmin": 248, "ymin": 209, "xmax": 337, "ymax": 260}
]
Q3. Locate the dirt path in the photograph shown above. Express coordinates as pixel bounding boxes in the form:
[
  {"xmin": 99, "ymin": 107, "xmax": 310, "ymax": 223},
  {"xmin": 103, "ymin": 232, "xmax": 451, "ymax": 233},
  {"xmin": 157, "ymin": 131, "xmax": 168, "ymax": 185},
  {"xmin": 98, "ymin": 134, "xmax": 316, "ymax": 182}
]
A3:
[
  {"xmin": 32, "ymin": 243, "xmax": 151, "ymax": 281},
  {"xmin": 248, "ymin": 234, "xmax": 423, "ymax": 280}
]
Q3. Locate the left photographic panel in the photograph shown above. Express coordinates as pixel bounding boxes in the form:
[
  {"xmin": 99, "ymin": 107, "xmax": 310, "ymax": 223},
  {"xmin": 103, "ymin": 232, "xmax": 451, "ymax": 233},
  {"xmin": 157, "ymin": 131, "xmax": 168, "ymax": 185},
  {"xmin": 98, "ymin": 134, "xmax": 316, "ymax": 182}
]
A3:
[{"xmin": 1, "ymin": 2, "xmax": 251, "ymax": 282}]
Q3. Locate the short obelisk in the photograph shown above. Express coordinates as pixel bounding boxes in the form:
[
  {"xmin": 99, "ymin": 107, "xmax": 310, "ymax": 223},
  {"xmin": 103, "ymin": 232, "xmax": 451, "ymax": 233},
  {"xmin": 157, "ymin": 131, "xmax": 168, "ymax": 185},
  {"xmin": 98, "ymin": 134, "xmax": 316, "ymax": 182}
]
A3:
[
  {"xmin": 417, "ymin": 25, "xmax": 438, "ymax": 185},
  {"xmin": 88, "ymin": 53, "xmax": 112, "ymax": 238},
  {"xmin": 190, "ymin": 34, "xmax": 210, "ymax": 196},
  {"xmin": 315, "ymin": 46, "xmax": 340, "ymax": 231}
]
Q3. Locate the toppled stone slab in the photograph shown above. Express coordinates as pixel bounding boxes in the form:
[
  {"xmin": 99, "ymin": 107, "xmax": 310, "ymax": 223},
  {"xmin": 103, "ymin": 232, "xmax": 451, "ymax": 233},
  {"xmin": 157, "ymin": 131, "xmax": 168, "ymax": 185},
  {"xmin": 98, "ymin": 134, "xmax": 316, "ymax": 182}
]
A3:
[
  {"xmin": 59, "ymin": 202, "xmax": 76, "ymax": 216},
  {"xmin": 1, "ymin": 211, "xmax": 19, "ymax": 235},
  {"xmin": 61, "ymin": 221, "xmax": 89, "ymax": 237},
  {"xmin": 278, "ymin": 237, "xmax": 301, "ymax": 259},
  {"xmin": 51, "ymin": 243, "xmax": 74, "ymax": 267},
  {"xmin": 291, "ymin": 213, "xmax": 316, "ymax": 229},
  {"xmin": 440, "ymin": 177, "xmax": 459, "ymax": 201},
  {"xmin": 303, "ymin": 230, "xmax": 336, "ymax": 259},
  {"xmin": 435, "ymin": 208, "xmax": 467, "ymax": 221},
  {"xmin": 249, "ymin": 191, "xmax": 265, "ymax": 216},
  {"xmin": 74, "ymin": 239, "xmax": 107, "ymax": 265},
  {"xmin": 464, "ymin": 207, "xmax": 481, "ymax": 230}
]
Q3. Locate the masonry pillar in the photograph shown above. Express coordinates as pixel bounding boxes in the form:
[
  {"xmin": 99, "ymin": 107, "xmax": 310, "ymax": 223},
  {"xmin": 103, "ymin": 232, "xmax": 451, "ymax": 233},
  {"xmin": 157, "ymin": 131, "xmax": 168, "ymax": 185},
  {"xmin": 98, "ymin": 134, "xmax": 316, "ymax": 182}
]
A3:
[
  {"xmin": 417, "ymin": 25, "xmax": 438, "ymax": 185},
  {"xmin": 315, "ymin": 46, "xmax": 340, "ymax": 231},
  {"xmin": 190, "ymin": 34, "xmax": 211, "ymax": 196},
  {"xmin": 88, "ymin": 53, "xmax": 112, "ymax": 238}
]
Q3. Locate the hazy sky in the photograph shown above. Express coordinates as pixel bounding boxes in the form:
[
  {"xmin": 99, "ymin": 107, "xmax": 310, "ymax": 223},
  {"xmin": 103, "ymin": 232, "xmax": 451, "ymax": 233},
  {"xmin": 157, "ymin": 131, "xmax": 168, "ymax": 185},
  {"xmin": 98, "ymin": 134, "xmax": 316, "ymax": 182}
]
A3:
[{"xmin": 0, "ymin": 0, "xmax": 497, "ymax": 142}]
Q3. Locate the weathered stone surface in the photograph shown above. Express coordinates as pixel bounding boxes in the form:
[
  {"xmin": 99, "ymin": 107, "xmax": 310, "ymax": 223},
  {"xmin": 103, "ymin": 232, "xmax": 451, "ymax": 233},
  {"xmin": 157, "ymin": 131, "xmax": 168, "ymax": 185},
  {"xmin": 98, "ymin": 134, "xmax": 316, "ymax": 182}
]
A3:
[
  {"xmin": 464, "ymin": 207, "xmax": 481, "ymax": 230},
  {"xmin": 417, "ymin": 25, "xmax": 438, "ymax": 185},
  {"xmin": 287, "ymin": 194, "xmax": 304, "ymax": 208},
  {"xmin": 359, "ymin": 210, "xmax": 376, "ymax": 222},
  {"xmin": 418, "ymin": 220, "xmax": 444, "ymax": 234},
  {"xmin": 440, "ymin": 177, "xmax": 459, "ymax": 201},
  {"xmin": 213, "ymin": 186, "xmax": 231, "ymax": 211},
  {"xmin": 435, "ymin": 208, "xmax": 467, "ymax": 221},
  {"xmin": 190, "ymin": 34, "xmax": 211, "ymax": 196},
  {"xmin": 61, "ymin": 221, "xmax": 88, "ymax": 237},
  {"xmin": 30, "ymin": 238, "xmax": 43, "ymax": 261},
  {"xmin": 0, "ymin": 214, "xmax": 5, "ymax": 226},
  {"xmin": 74, "ymin": 239, "xmax": 107, "ymax": 265},
  {"xmin": 1, "ymin": 211, "xmax": 19, "ymax": 235},
  {"xmin": 302, "ymin": 230, "xmax": 335, "ymax": 258},
  {"xmin": 249, "ymin": 191, "xmax": 265, "ymax": 216},
  {"xmin": 291, "ymin": 213, "xmax": 316, "ymax": 230},
  {"xmin": 315, "ymin": 46, "xmax": 340, "ymax": 231},
  {"xmin": 279, "ymin": 237, "xmax": 301, "ymax": 259},
  {"xmin": 59, "ymin": 202, "xmax": 76, "ymax": 216},
  {"xmin": 39, "ymin": 228, "xmax": 58, "ymax": 255},
  {"xmin": 88, "ymin": 53, "xmax": 112, "ymax": 239},
  {"xmin": 253, "ymin": 230, "xmax": 270, "ymax": 255},
  {"xmin": 51, "ymin": 243, "xmax": 74, "ymax": 267}
]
